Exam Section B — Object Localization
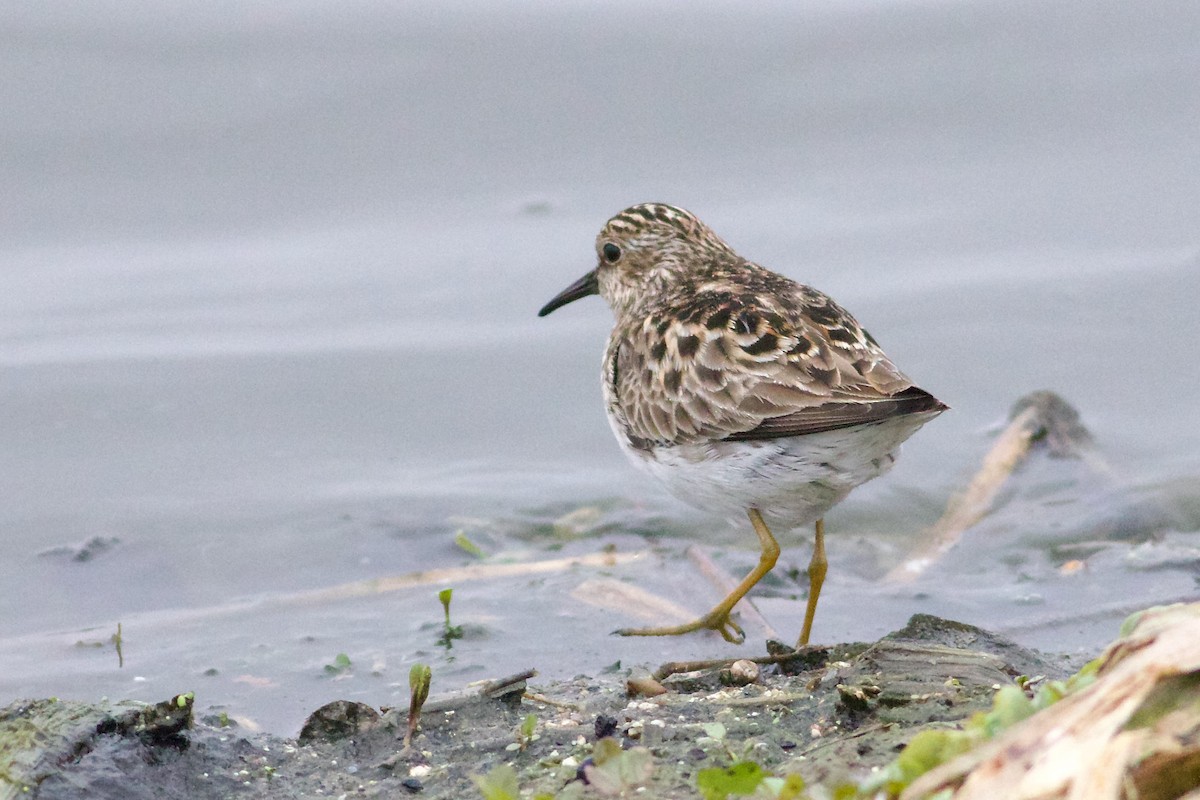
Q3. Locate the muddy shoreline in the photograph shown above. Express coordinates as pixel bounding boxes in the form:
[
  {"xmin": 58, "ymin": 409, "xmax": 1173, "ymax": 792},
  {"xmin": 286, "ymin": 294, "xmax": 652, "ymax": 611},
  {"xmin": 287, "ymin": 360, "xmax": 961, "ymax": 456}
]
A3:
[{"xmin": 1, "ymin": 613, "xmax": 1079, "ymax": 800}]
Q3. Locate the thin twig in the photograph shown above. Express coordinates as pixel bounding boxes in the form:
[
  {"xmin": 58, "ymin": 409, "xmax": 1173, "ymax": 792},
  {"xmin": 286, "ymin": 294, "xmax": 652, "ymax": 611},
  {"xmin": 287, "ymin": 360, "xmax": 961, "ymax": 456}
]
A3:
[{"xmin": 522, "ymin": 691, "xmax": 583, "ymax": 711}]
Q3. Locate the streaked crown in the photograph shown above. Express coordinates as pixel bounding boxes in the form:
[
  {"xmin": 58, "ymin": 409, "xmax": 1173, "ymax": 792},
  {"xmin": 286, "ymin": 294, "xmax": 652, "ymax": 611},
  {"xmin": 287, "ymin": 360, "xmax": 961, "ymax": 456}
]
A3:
[{"xmin": 594, "ymin": 203, "xmax": 737, "ymax": 318}]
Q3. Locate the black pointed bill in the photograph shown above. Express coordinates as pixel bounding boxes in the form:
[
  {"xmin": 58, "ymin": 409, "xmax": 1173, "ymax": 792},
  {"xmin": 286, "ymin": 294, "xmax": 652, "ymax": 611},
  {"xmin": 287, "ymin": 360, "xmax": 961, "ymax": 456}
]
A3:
[{"xmin": 537, "ymin": 269, "xmax": 599, "ymax": 317}]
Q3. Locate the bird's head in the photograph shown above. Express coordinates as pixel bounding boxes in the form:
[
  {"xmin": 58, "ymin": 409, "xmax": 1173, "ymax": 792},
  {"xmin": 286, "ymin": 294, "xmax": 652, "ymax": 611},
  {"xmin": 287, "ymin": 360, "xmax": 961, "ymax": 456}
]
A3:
[{"xmin": 538, "ymin": 203, "xmax": 735, "ymax": 319}]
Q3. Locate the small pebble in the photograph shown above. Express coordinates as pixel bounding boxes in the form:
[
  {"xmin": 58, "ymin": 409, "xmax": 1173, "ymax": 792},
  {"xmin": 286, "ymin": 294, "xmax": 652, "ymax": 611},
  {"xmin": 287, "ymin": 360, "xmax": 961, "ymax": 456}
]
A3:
[{"xmin": 719, "ymin": 659, "xmax": 760, "ymax": 687}]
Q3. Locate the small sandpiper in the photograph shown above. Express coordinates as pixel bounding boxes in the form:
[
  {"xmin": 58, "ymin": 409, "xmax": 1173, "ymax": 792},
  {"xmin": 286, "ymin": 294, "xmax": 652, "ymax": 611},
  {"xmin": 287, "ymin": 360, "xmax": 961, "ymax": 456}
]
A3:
[{"xmin": 539, "ymin": 203, "xmax": 946, "ymax": 646}]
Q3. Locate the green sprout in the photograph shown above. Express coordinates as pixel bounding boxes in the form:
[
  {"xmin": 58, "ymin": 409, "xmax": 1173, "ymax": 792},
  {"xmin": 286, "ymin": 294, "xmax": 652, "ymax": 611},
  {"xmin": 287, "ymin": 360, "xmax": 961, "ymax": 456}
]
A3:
[
  {"xmin": 437, "ymin": 588, "xmax": 464, "ymax": 647},
  {"xmin": 112, "ymin": 622, "xmax": 124, "ymax": 668},
  {"xmin": 323, "ymin": 653, "xmax": 352, "ymax": 675},
  {"xmin": 406, "ymin": 662, "xmax": 432, "ymax": 747},
  {"xmin": 506, "ymin": 712, "xmax": 540, "ymax": 752}
]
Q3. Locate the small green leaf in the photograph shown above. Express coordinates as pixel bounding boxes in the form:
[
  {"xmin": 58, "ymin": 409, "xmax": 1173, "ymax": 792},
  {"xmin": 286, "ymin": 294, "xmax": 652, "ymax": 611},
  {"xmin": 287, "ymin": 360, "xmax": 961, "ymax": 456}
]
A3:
[
  {"xmin": 324, "ymin": 653, "xmax": 352, "ymax": 674},
  {"xmin": 471, "ymin": 764, "xmax": 519, "ymax": 800},
  {"xmin": 776, "ymin": 773, "xmax": 807, "ymax": 799},
  {"xmin": 1032, "ymin": 679, "xmax": 1069, "ymax": 710},
  {"xmin": 454, "ymin": 530, "xmax": 486, "ymax": 558},
  {"xmin": 592, "ymin": 736, "xmax": 623, "ymax": 764},
  {"xmin": 696, "ymin": 761, "xmax": 766, "ymax": 800},
  {"xmin": 860, "ymin": 728, "xmax": 975, "ymax": 796},
  {"xmin": 1118, "ymin": 608, "xmax": 1146, "ymax": 637},
  {"xmin": 584, "ymin": 745, "xmax": 655, "ymax": 794},
  {"xmin": 521, "ymin": 712, "xmax": 537, "ymax": 739},
  {"xmin": 702, "ymin": 722, "xmax": 727, "ymax": 741},
  {"xmin": 831, "ymin": 782, "xmax": 861, "ymax": 800},
  {"xmin": 894, "ymin": 729, "xmax": 973, "ymax": 781},
  {"xmin": 987, "ymin": 685, "xmax": 1035, "ymax": 734}
]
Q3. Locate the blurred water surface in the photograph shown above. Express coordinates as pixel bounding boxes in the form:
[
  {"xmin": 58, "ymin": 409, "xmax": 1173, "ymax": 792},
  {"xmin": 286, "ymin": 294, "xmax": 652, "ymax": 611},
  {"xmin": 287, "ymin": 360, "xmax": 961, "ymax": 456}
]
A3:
[{"xmin": 2, "ymin": 0, "xmax": 1199, "ymax": 732}]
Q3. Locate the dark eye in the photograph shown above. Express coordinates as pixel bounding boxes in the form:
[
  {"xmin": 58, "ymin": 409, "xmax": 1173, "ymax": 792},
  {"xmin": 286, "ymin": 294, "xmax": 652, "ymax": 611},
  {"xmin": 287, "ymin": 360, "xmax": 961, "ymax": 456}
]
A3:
[{"xmin": 602, "ymin": 243, "xmax": 621, "ymax": 263}]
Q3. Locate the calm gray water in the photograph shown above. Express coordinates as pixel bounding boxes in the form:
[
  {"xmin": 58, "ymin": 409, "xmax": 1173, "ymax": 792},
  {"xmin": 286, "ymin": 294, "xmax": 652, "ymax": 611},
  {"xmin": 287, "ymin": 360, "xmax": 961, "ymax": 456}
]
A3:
[{"xmin": 2, "ymin": 0, "xmax": 1199, "ymax": 733}]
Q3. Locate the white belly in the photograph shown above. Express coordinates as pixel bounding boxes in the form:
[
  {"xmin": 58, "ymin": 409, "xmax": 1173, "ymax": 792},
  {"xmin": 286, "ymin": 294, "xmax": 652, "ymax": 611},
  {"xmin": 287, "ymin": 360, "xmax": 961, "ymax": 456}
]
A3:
[{"xmin": 612, "ymin": 412, "xmax": 939, "ymax": 529}]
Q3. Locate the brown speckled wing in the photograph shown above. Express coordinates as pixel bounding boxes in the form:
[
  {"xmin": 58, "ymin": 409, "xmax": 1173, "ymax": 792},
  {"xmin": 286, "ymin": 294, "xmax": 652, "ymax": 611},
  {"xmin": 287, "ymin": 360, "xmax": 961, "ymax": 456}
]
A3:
[{"xmin": 608, "ymin": 268, "xmax": 944, "ymax": 447}]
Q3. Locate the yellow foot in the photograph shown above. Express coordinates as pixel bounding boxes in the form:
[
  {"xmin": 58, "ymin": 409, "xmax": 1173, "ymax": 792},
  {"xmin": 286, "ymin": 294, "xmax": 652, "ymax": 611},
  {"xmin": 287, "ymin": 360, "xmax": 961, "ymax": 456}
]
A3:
[{"xmin": 614, "ymin": 611, "xmax": 745, "ymax": 644}]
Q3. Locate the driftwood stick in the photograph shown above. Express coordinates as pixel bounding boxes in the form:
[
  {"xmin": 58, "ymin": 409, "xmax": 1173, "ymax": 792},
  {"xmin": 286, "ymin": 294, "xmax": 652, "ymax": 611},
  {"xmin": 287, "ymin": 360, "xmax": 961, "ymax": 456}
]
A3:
[
  {"xmin": 886, "ymin": 391, "xmax": 1099, "ymax": 584},
  {"xmin": 900, "ymin": 602, "xmax": 1200, "ymax": 800},
  {"xmin": 422, "ymin": 668, "xmax": 537, "ymax": 713},
  {"xmin": 570, "ymin": 576, "xmax": 698, "ymax": 625},
  {"xmin": 287, "ymin": 551, "xmax": 648, "ymax": 605}
]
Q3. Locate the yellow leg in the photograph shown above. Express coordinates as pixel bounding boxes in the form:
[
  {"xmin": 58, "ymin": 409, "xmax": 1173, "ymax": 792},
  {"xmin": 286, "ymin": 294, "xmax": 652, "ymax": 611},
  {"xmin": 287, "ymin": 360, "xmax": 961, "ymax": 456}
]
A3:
[
  {"xmin": 796, "ymin": 518, "xmax": 827, "ymax": 647},
  {"xmin": 615, "ymin": 508, "xmax": 780, "ymax": 644}
]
